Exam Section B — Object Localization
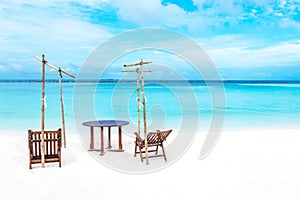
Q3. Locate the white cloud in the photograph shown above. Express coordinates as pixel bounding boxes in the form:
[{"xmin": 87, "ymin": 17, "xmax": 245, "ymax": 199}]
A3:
[
  {"xmin": 207, "ymin": 39, "xmax": 300, "ymax": 68},
  {"xmin": 11, "ymin": 64, "xmax": 22, "ymax": 70},
  {"xmin": 199, "ymin": 35, "xmax": 260, "ymax": 50},
  {"xmin": 0, "ymin": 0, "xmax": 107, "ymax": 7},
  {"xmin": 0, "ymin": 2, "xmax": 111, "ymax": 43},
  {"xmin": 0, "ymin": 1, "xmax": 112, "ymax": 72},
  {"xmin": 111, "ymin": 0, "xmax": 245, "ymax": 31},
  {"xmin": 192, "ymin": 0, "xmax": 243, "ymax": 16},
  {"xmin": 279, "ymin": 18, "xmax": 300, "ymax": 30},
  {"xmin": 279, "ymin": 0, "xmax": 287, "ymax": 8},
  {"xmin": 191, "ymin": 0, "xmax": 300, "ymax": 31},
  {"xmin": 113, "ymin": 0, "xmax": 187, "ymax": 27}
]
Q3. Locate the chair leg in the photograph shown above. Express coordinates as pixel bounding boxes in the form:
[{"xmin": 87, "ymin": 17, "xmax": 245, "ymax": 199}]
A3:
[
  {"xmin": 155, "ymin": 145, "xmax": 159, "ymax": 155},
  {"xmin": 139, "ymin": 146, "xmax": 143, "ymax": 162},
  {"xmin": 134, "ymin": 142, "xmax": 137, "ymax": 157},
  {"xmin": 161, "ymin": 144, "xmax": 167, "ymax": 162},
  {"xmin": 59, "ymin": 152, "xmax": 62, "ymax": 167}
]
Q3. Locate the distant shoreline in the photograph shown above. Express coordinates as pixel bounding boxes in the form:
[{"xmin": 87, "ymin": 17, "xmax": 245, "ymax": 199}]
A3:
[{"xmin": 0, "ymin": 79, "xmax": 300, "ymax": 84}]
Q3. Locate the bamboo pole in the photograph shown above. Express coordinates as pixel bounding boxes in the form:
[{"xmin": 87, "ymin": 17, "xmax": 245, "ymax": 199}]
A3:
[
  {"xmin": 121, "ymin": 70, "xmax": 151, "ymax": 73},
  {"xmin": 124, "ymin": 61, "xmax": 152, "ymax": 67},
  {"xmin": 41, "ymin": 54, "xmax": 46, "ymax": 168},
  {"xmin": 136, "ymin": 71, "xmax": 141, "ymax": 136},
  {"xmin": 58, "ymin": 70, "xmax": 66, "ymax": 148},
  {"xmin": 121, "ymin": 69, "xmax": 151, "ymax": 136},
  {"xmin": 140, "ymin": 60, "xmax": 149, "ymax": 165}
]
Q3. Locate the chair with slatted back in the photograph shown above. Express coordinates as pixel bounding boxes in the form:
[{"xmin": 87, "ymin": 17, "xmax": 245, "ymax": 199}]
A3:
[
  {"xmin": 134, "ymin": 129, "xmax": 172, "ymax": 162},
  {"xmin": 28, "ymin": 129, "xmax": 62, "ymax": 169}
]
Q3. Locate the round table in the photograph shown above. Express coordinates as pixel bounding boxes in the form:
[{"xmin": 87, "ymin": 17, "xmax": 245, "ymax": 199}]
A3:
[{"xmin": 82, "ymin": 120, "xmax": 129, "ymax": 155}]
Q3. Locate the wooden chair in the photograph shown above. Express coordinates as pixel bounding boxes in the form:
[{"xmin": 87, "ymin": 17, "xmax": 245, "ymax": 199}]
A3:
[
  {"xmin": 134, "ymin": 129, "xmax": 172, "ymax": 162},
  {"xmin": 28, "ymin": 129, "xmax": 62, "ymax": 169}
]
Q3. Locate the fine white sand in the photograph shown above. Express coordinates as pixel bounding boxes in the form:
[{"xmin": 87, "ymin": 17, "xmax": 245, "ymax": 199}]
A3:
[{"xmin": 1, "ymin": 129, "xmax": 300, "ymax": 200}]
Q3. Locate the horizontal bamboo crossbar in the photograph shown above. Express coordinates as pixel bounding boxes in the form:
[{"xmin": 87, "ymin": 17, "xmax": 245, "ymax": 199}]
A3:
[
  {"xmin": 34, "ymin": 56, "xmax": 76, "ymax": 78},
  {"xmin": 124, "ymin": 61, "xmax": 152, "ymax": 67},
  {"xmin": 121, "ymin": 70, "xmax": 151, "ymax": 73}
]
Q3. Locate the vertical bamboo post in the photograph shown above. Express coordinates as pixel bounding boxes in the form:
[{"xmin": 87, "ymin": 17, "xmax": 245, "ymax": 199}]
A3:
[
  {"xmin": 136, "ymin": 71, "xmax": 141, "ymax": 136},
  {"xmin": 58, "ymin": 70, "xmax": 66, "ymax": 148},
  {"xmin": 141, "ymin": 60, "xmax": 149, "ymax": 165},
  {"xmin": 41, "ymin": 54, "xmax": 46, "ymax": 168}
]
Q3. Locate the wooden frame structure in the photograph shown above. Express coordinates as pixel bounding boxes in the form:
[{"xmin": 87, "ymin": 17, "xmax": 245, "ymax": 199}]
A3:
[
  {"xmin": 122, "ymin": 59, "xmax": 152, "ymax": 164},
  {"xmin": 34, "ymin": 54, "xmax": 76, "ymax": 168}
]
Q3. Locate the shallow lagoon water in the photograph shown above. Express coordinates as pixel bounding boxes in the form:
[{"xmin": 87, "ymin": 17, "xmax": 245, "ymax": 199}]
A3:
[{"xmin": 1, "ymin": 81, "xmax": 299, "ymax": 133}]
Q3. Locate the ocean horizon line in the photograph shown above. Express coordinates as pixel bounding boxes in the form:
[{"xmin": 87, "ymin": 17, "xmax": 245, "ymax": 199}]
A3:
[{"xmin": 0, "ymin": 79, "xmax": 300, "ymax": 84}]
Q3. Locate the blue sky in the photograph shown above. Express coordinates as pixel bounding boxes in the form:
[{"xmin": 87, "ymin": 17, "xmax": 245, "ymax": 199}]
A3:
[{"xmin": 0, "ymin": 0, "xmax": 299, "ymax": 80}]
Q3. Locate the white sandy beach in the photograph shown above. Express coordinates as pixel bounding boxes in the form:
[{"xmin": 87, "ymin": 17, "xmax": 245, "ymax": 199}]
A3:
[{"xmin": 1, "ymin": 129, "xmax": 300, "ymax": 200}]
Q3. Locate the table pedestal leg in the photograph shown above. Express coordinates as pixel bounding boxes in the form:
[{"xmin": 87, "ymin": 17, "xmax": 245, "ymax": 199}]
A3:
[
  {"xmin": 89, "ymin": 127, "xmax": 94, "ymax": 150},
  {"xmin": 108, "ymin": 127, "xmax": 111, "ymax": 149},
  {"xmin": 118, "ymin": 126, "xmax": 123, "ymax": 151},
  {"xmin": 100, "ymin": 127, "xmax": 104, "ymax": 155}
]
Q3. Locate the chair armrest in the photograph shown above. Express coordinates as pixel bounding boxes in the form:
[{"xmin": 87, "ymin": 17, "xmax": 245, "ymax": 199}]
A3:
[{"xmin": 134, "ymin": 132, "xmax": 143, "ymax": 143}]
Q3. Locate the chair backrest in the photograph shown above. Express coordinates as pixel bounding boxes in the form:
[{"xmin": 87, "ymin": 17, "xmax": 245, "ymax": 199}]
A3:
[
  {"xmin": 146, "ymin": 129, "xmax": 172, "ymax": 144},
  {"xmin": 28, "ymin": 129, "xmax": 62, "ymax": 157},
  {"xmin": 157, "ymin": 129, "xmax": 172, "ymax": 141}
]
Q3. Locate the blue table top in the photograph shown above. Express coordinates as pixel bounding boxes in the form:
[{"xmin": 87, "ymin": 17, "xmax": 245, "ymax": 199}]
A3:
[{"xmin": 82, "ymin": 120, "xmax": 129, "ymax": 127}]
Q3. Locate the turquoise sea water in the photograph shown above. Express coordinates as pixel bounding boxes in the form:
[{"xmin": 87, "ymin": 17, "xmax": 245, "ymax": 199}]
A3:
[{"xmin": 0, "ymin": 81, "xmax": 300, "ymax": 133}]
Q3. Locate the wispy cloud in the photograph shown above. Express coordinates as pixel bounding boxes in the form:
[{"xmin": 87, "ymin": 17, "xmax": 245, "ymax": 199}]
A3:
[
  {"xmin": 207, "ymin": 39, "xmax": 300, "ymax": 68},
  {"xmin": 112, "ymin": 0, "xmax": 187, "ymax": 27},
  {"xmin": 280, "ymin": 18, "xmax": 300, "ymax": 30},
  {"xmin": 0, "ymin": 0, "xmax": 112, "ymax": 73},
  {"xmin": 0, "ymin": 64, "xmax": 5, "ymax": 71}
]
